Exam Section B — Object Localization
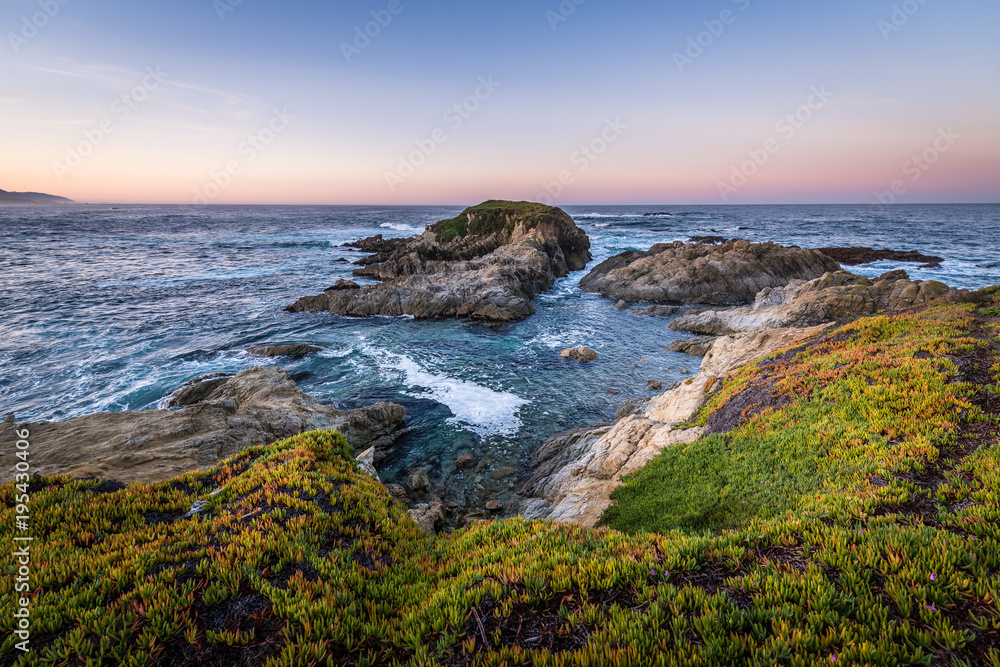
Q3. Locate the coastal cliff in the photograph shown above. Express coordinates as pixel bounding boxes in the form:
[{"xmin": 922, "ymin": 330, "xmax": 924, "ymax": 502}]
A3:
[{"xmin": 287, "ymin": 200, "xmax": 591, "ymax": 321}]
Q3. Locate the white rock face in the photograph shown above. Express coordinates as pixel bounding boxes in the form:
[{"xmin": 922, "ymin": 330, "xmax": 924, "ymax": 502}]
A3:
[{"xmin": 513, "ymin": 324, "xmax": 833, "ymax": 527}]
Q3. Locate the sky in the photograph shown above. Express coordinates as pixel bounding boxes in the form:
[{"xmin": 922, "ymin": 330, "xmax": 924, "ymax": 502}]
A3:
[{"xmin": 1, "ymin": 0, "xmax": 998, "ymax": 205}]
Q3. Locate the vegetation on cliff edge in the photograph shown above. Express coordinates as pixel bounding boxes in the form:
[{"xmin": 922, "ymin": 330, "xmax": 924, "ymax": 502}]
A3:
[
  {"xmin": 1, "ymin": 288, "xmax": 999, "ymax": 666},
  {"xmin": 431, "ymin": 201, "xmax": 564, "ymax": 243}
]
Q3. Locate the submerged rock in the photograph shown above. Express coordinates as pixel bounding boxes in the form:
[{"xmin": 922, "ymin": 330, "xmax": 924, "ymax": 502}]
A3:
[
  {"xmin": 561, "ymin": 347, "xmax": 599, "ymax": 362},
  {"xmin": 511, "ymin": 325, "xmax": 832, "ymax": 527},
  {"xmin": 580, "ymin": 240, "xmax": 838, "ymax": 305},
  {"xmin": 670, "ymin": 270, "xmax": 963, "ymax": 335},
  {"xmin": 0, "ymin": 367, "xmax": 406, "ymax": 485},
  {"xmin": 632, "ymin": 305, "xmax": 681, "ymax": 317},
  {"xmin": 250, "ymin": 344, "xmax": 323, "ymax": 358},
  {"xmin": 286, "ymin": 201, "xmax": 591, "ymax": 322}
]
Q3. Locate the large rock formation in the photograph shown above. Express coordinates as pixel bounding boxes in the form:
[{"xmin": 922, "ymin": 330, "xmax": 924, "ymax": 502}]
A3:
[
  {"xmin": 670, "ymin": 269, "xmax": 962, "ymax": 335},
  {"xmin": 287, "ymin": 201, "xmax": 591, "ymax": 322},
  {"xmin": 579, "ymin": 240, "xmax": 838, "ymax": 305},
  {"xmin": 0, "ymin": 367, "xmax": 406, "ymax": 484},
  {"xmin": 511, "ymin": 325, "xmax": 833, "ymax": 526}
]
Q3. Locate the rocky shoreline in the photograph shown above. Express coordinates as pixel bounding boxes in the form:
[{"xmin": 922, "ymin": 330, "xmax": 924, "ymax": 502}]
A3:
[
  {"xmin": 508, "ymin": 237, "xmax": 966, "ymax": 527},
  {"xmin": 4, "ymin": 221, "xmax": 974, "ymax": 535},
  {"xmin": 0, "ymin": 368, "xmax": 407, "ymax": 485},
  {"xmin": 510, "ymin": 325, "xmax": 833, "ymax": 525}
]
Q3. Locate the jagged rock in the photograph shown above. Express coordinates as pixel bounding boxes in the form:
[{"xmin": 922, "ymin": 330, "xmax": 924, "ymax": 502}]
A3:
[
  {"xmin": 632, "ymin": 305, "xmax": 681, "ymax": 317},
  {"xmin": 357, "ymin": 447, "xmax": 378, "ymax": 480},
  {"xmin": 485, "ymin": 500, "xmax": 503, "ymax": 512},
  {"xmin": 670, "ymin": 270, "xmax": 963, "ymax": 335},
  {"xmin": 385, "ymin": 484, "xmax": 408, "ymax": 500},
  {"xmin": 286, "ymin": 201, "xmax": 591, "ymax": 322},
  {"xmin": 0, "ymin": 367, "xmax": 406, "ymax": 485},
  {"xmin": 668, "ymin": 337, "xmax": 717, "ymax": 357},
  {"xmin": 647, "ymin": 381, "xmax": 662, "ymax": 391},
  {"xmin": 561, "ymin": 347, "xmax": 599, "ymax": 362},
  {"xmin": 580, "ymin": 240, "xmax": 838, "ymax": 305},
  {"xmin": 250, "ymin": 344, "xmax": 323, "ymax": 358},
  {"xmin": 409, "ymin": 498, "xmax": 446, "ymax": 534},
  {"xmin": 165, "ymin": 373, "xmax": 233, "ymax": 408},
  {"xmin": 462, "ymin": 511, "xmax": 488, "ymax": 527},
  {"xmin": 455, "ymin": 453, "xmax": 475, "ymax": 468},
  {"xmin": 325, "ymin": 280, "xmax": 360, "ymax": 291},
  {"xmin": 614, "ymin": 398, "xmax": 649, "ymax": 421},
  {"xmin": 510, "ymin": 325, "xmax": 832, "ymax": 527},
  {"xmin": 816, "ymin": 246, "xmax": 944, "ymax": 266},
  {"xmin": 406, "ymin": 469, "xmax": 431, "ymax": 492}
]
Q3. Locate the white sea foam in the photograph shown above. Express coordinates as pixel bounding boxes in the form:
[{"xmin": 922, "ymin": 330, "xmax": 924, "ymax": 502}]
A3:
[
  {"xmin": 379, "ymin": 223, "xmax": 422, "ymax": 232},
  {"xmin": 362, "ymin": 344, "xmax": 528, "ymax": 437},
  {"xmin": 573, "ymin": 212, "xmax": 673, "ymax": 220}
]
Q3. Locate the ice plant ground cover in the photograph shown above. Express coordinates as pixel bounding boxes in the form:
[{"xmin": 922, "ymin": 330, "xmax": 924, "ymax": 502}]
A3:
[{"xmin": 2, "ymin": 288, "xmax": 1000, "ymax": 666}]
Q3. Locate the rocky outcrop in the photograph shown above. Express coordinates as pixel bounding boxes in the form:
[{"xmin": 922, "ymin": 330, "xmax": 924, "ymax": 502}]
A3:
[
  {"xmin": 670, "ymin": 270, "xmax": 962, "ymax": 336},
  {"xmin": 286, "ymin": 201, "xmax": 591, "ymax": 322},
  {"xmin": 579, "ymin": 240, "xmax": 838, "ymax": 305},
  {"xmin": 668, "ymin": 337, "xmax": 717, "ymax": 357},
  {"xmin": 817, "ymin": 246, "xmax": 944, "ymax": 266},
  {"xmin": 511, "ymin": 325, "xmax": 832, "ymax": 527},
  {"xmin": 0, "ymin": 368, "xmax": 406, "ymax": 485}
]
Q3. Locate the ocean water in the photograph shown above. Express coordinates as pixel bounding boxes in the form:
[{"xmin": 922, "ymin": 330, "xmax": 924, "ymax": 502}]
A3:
[{"xmin": 1, "ymin": 204, "xmax": 998, "ymax": 510}]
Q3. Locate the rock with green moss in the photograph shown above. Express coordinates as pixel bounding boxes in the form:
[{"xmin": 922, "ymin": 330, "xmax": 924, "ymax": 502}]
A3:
[{"xmin": 286, "ymin": 200, "xmax": 591, "ymax": 321}]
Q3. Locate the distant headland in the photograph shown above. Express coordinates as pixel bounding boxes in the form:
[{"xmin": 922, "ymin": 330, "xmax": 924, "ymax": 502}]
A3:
[{"xmin": 0, "ymin": 188, "xmax": 74, "ymax": 205}]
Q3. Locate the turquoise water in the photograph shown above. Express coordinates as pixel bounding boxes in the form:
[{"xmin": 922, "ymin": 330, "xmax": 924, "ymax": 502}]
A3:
[{"xmin": 1, "ymin": 204, "xmax": 997, "ymax": 509}]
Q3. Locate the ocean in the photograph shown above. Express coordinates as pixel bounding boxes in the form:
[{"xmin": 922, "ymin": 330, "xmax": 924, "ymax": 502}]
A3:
[{"xmin": 1, "ymin": 203, "xmax": 997, "ymax": 508}]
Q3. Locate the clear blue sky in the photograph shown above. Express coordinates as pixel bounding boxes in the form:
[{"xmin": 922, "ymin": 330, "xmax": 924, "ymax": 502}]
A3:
[{"xmin": 2, "ymin": 0, "xmax": 998, "ymax": 204}]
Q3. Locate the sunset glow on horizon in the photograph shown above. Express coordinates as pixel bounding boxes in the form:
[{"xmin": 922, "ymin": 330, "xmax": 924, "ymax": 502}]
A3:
[{"xmin": 2, "ymin": 0, "xmax": 998, "ymax": 206}]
